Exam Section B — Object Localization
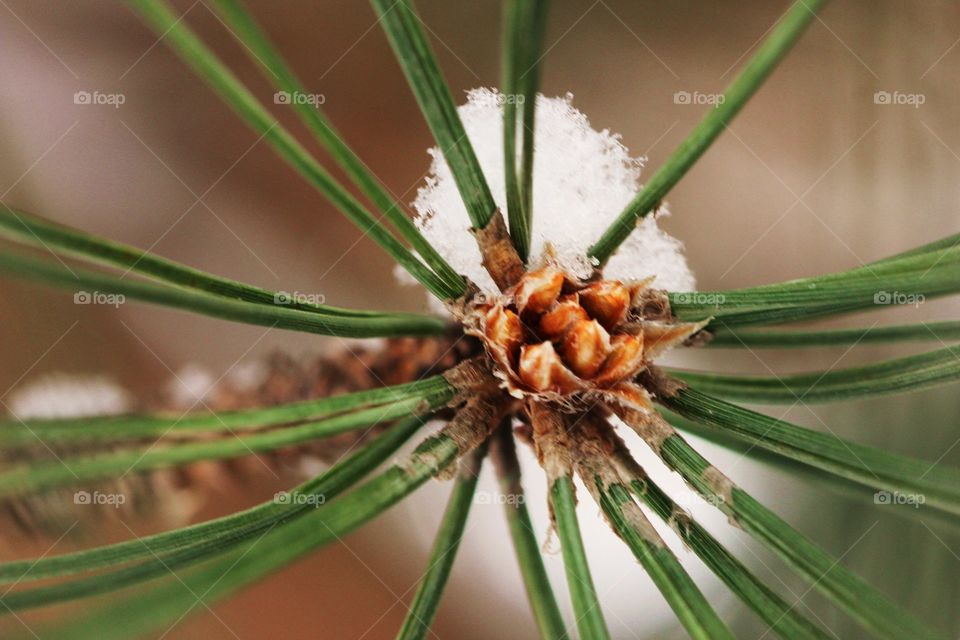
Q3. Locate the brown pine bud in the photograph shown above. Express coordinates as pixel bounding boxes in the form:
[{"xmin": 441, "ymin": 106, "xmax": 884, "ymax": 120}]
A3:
[
  {"xmin": 579, "ymin": 280, "xmax": 630, "ymax": 328},
  {"xmin": 484, "ymin": 304, "xmax": 523, "ymax": 360},
  {"xmin": 561, "ymin": 319, "xmax": 611, "ymax": 379},
  {"xmin": 641, "ymin": 320, "xmax": 708, "ymax": 359},
  {"xmin": 539, "ymin": 295, "xmax": 588, "ymax": 339},
  {"xmin": 518, "ymin": 341, "xmax": 581, "ymax": 393},
  {"xmin": 595, "ymin": 333, "xmax": 645, "ymax": 385},
  {"xmin": 514, "ymin": 266, "xmax": 564, "ymax": 314}
]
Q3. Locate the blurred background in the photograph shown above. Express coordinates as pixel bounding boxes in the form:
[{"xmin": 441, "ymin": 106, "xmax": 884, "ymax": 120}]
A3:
[{"xmin": 1, "ymin": 0, "xmax": 960, "ymax": 638}]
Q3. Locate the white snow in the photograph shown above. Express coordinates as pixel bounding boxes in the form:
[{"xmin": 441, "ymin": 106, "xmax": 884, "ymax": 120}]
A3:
[
  {"xmin": 403, "ymin": 88, "xmax": 695, "ymax": 308},
  {"xmin": 7, "ymin": 373, "xmax": 133, "ymax": 419}
]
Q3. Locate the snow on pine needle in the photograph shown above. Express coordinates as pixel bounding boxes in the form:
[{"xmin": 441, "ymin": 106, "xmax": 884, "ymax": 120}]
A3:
[{"xmin": 404, "ymin": 88, "xmax": 696, "ymax": 308}]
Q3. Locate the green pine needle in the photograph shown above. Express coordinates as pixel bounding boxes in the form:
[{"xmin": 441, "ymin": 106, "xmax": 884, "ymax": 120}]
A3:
[
  {"xmin": 640, "ymin": 419, "xmax": 945, "ymax": 640},
  {"xmin": 0, "ymin": 375, "xmax": 450, "ymax": 446},
  {"xmin": 127, "ymin": 0, "xmax": 460, "ymax": 300},
  {"xmin": 707, "ymin": 321, "xmax": 960, "ymax": 348},
  {"xmin": 490, "ymin": 424, "xmax": 568, "ymax": 640},
  {"xmin": 397, "ymin": 443, "xmax": 486, "ymax": 640},
  {"xmin": 662, "ymin": 386, "xmax": 960, "ymax": 517},
  {"xmin": 670, "ymin": 344, "xmax": 960, "ymax": 403},
  {"xmin": 38, "ymin": 419, "xmax": 474, "ymax": 640},
  {"xmin": 501, "ymin": 0, "xmax": 528, "ymax": 260},
  {"xmin": 208, "ymin": 0, "xmax": 465, "ymax": 296},
  {"xmin": 0, "ymin": 249, "xmax": 446, "ymax": 339},
  {"xmin": 0, "ymin": 416, "xmax": 429, "ymax": 608},
  {"xmin": 672, "ymin": 240, "xmax": 960, "ymax": 328},
  {"xmin": 590, "ymin": 478, "xmax": 734, "ymax": 640},
  {"xmin": 517, "ymin": 1, "xmax": 549, "ymax": 243},
  {"xmin": 0, "ymin": 393, "xmax": 451, "ymax": 498},
  {"xmin": 0, "ymin": 207, "xmax": 384, "ymax": 316},
  {"xmin": 589, "ymin": 0, "xmax": 824, "ymax": 265},
  {"xmin": 501, "ymin": 0, "xmax": 549, "ymax": 260},
  {"xmin": 371, "ymin": 0, "xmax": 497, "ymax": 230},
  {"xmin": 613, "ymin": 452, "xmax": 832, "ymax": 640},
  {"xmin": 551, "ymin": 475, "xmax": 612, "ymax": 640}
]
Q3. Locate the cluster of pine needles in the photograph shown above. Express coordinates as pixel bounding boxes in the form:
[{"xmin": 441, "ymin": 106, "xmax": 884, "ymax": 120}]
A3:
[{"xmin": 0, "ymin": 0, "xmax": 959, "ymax": 638}]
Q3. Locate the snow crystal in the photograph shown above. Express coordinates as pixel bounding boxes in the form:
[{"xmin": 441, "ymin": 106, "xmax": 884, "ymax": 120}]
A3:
[{"xmin": 404, "ymin": 88, "xmax": 696, "ymax": 309}]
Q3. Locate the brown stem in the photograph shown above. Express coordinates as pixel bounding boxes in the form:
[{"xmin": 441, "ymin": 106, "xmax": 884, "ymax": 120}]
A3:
[
  {"xmin": 442, "ymin": 357, "xmax": 499, "ymax": 400},
  {"xmin": 607, "ymin": 402, "xmax": 674, "ymax": 457},
  {"xmin": 472, "ymin": 212, "xmax": 526, "ymax": 291},
  {"xmin": 638, "ymin": 364, "xmax": 688, "ymax": 400},
  {"xmin": 425, "ymin": 394, "xmax": 508, "ymax": 481},
  {"xmin": 605, "ymin": 435, "xmax": 698, "ymax": 543},
  {"xmin": 611, "ymin": 402, "xmax": 734, "ymax": 507},
  {"xmin": 527, "ymin": 401, "xmax": 574, "ymax": 487},
  {"xmin": 443, "ymin": 395, "xmax": 510, "ymax": 455},
  {"xmin": 489, "ymin": 420, "xmax": 521, "ymax": 495},
  {"xmin": 568, "ymin": 410, "xmax": 665, "ymax": 548},
  {"xmin": 525, "ymin": 401, "xmax": 581, "ymax": 531}
]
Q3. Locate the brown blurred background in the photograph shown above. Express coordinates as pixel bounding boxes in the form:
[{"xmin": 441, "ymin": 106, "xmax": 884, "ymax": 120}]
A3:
[{"xmin": 1, "ymin": 1, "xmax": 960, "ymax": 638}]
